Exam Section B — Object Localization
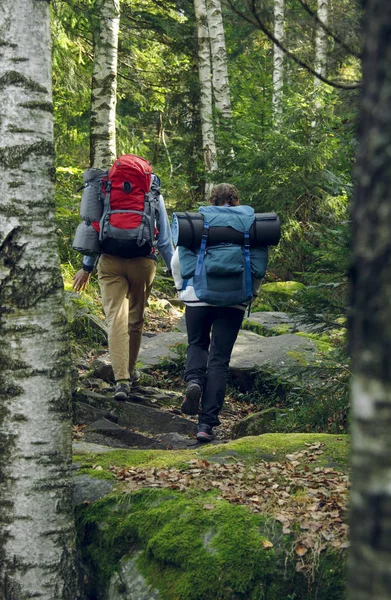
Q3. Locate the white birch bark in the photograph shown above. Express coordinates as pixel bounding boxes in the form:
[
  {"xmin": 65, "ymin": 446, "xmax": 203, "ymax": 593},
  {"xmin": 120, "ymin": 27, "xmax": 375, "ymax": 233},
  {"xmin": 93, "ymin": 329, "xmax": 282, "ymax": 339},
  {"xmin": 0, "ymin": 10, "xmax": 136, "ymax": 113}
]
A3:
[
  {"xmin": 90, "ymin": 0, "xmax": 120, "ymax": 169},
  {"xmin": 272, "ymin": 0, "xmax": 285, "ymax": 129},
  {"xmin": 206, "ymin": 0, "xmax": 231, "ymax": 119},
  {"xmin": 0, "ymin": 1, "xmax": 78, "ymax": 598},
  {"xmin": 314, "ymin": 0, "xmax": 328, "ymax": 91},
  {"xmin": 194, "ymin": 0, "xmax": 218, "ymax": 197}
]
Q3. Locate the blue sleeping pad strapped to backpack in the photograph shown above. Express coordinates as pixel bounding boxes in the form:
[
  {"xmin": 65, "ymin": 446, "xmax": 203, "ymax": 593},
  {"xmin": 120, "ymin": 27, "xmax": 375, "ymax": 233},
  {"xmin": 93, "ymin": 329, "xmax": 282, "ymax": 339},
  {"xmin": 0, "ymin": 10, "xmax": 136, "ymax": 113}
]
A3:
[{"xmin": 178, "ymin": 205, "xmax": 268, "ymax": 310}]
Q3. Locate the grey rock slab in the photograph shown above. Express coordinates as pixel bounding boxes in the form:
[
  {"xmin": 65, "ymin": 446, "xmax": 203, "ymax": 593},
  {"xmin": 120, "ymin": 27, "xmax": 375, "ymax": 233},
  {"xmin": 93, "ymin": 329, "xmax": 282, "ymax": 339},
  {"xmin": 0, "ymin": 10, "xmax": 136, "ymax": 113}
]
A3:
[
  {"xmin": 113, "ymin": 403, "xmax": 197, "ymax": 436},
  {"xmin": 73, "ymin": 441, "xmax": 114, "ymax": 454},
  {"xmin": 74, "ymin": 385, "xmax": 170, "ymax": 411},
  {"xmin": 137, "ymin": 330, "xmax": 317, "ymax": 373},
  {"xmin": 174, "ymin": 314, "xmax": 187, "ymax": 333},
  {"xmin": 244, "ymin": 311, "xmax": 319, "ymax": 334},
  {"xmin": 74, "ymin": 390, "xmax": 197, "ymax": 436},
  {"xmin": 244, "ymin": 311, "xmax": 296, "ymax": 333},
  {"xmin": 73, "ymin": 401, "xmax": 119, "ymax": 425},
  {"xmin": 229, "ymin": 331, "xmax": 317, "ymax": 370},
  {"xmin": 84, "ymin": 419, "xmax": 164, "ymax": 449},
  {"xmin": 73, "ymin": 474, "xmax": 114, "ymax": 506},
  {"xmin": 89, "ymin": 356, "xmax": 114, "ymax": 382},
  {"xmin": 108, "ymin": 553, "xmax": 161, "ymax": 600},
  {"xmin": 81, "ymin": 432, "xmax": 133, "ymax": 449},
  {"xmin": 228, "ymin": 331, "xmax": 318, "ymax": 390},
  {"xmin": 155, "ymin": 432, "xmax": 200, "ymax": 449},
  {"xmin": 138, "ymin": 332, "xmax": 187, "ymax": 367}
]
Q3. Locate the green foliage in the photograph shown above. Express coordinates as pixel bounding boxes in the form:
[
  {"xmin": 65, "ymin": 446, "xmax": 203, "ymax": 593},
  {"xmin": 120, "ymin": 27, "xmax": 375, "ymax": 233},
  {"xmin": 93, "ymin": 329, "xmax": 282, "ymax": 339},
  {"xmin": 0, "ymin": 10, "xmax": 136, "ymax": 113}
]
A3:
[
  {"xmin": 56, "ymin": 166, "xmax": 84, "ymax": 266},
  {"xmin": 234, "ymin": 351, "xmax": 349, "ymax": 435}
]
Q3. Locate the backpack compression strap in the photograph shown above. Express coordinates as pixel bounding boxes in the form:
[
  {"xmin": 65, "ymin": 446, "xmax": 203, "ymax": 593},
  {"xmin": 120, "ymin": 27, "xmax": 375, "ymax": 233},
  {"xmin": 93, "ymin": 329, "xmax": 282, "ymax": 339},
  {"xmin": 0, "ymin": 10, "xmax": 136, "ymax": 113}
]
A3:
[
  {"xmin": 99, "ymin": 179, "xmax": 112, "ymax": 242},
  {"xmin": 244, "ymin": 230, "xmax": 253, "ymax": 316},
  {"xmin": 182, "ymin": 222, "xmax": 209, "ymax": 293},
  {"xmin": 195, "ymin": 222, "xmax": 210, "ymax": 276}
]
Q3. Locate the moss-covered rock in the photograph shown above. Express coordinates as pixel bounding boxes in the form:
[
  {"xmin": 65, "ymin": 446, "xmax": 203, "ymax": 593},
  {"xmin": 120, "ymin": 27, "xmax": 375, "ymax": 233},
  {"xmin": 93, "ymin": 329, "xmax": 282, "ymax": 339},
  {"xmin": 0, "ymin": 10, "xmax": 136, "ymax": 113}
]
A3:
[
  {"xmin": 74, "ymin": 434, "xmax": 349, "ymax": 599},
  {"xmin": 253, "ymin": 281, "xmax": 306, "ymax": 312},
  {"xmin": 231, "ymin": 407, "xmax": 280, "ymax": 438},
  {"xmin": 73, "ymin": 433, "xmax": 350, "ymax": 472},
  {"xmin": 77, "ymin": 487, "xmax": 346, "ymax": 600}
]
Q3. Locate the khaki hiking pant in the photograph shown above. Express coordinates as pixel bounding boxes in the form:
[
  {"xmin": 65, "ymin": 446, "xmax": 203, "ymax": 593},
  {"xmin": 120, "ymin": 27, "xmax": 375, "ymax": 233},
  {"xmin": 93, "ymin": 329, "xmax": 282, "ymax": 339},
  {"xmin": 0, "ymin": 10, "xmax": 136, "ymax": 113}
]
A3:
[{"xmin": 97, "ymin": 254, "xmax": 156, "ymax": 381}]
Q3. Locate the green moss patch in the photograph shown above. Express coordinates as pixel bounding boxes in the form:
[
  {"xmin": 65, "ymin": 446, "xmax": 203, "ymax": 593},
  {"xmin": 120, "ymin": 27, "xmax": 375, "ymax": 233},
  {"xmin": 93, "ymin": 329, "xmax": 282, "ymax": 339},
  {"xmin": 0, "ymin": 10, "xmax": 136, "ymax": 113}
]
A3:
[
  {"xmin": 73, "ymin": 433, "xmax": 349, "ymax": 474},
  {"xmin": 253, "ymin": 281, "xmax": 306, "ymax": 312},
  {"xmin": 242, "ymin": 319, "xmax": 292, "ymax": 337},
  {"xmin": 77, "ymin": 487, "xmax": 347, "ymax": 600}
]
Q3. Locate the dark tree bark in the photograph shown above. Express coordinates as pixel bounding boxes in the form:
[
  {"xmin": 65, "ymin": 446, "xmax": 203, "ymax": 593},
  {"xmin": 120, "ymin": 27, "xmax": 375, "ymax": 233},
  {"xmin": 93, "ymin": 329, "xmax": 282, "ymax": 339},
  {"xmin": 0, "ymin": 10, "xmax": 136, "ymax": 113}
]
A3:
[{"xmin": 348, "ymin": 1, "xmax": 391, "ymax": 599}]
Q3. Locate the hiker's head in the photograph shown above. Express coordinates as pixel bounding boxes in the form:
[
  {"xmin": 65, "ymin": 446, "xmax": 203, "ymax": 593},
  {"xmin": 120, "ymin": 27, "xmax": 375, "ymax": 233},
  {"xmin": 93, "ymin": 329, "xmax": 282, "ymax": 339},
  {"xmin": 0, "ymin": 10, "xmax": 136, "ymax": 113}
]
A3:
[{"xmin": 209, "ymin": 183, "xmax": 240, "ymax": 207}]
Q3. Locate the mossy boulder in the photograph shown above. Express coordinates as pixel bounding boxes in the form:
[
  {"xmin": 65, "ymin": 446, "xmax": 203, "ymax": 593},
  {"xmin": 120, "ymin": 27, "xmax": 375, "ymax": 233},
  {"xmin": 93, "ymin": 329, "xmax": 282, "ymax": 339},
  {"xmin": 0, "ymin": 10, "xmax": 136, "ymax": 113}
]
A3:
[
  {"xmin": 242, "ymin": 311, "xmax": 319, "ymax": 337},
  {"xmin": 74, "ymin": 434, "xmax": 349, "ymax": 600},
  {"xmin": 231, "ymin": 407, "xmax": 280, "ymax": 438},
  {"xmin": 253, "ymin": 281, "xmax": 306, "ymax": 312},
  {"xmin": 78, "ymin": 489, "xmax": 346, "ymax": 600}
]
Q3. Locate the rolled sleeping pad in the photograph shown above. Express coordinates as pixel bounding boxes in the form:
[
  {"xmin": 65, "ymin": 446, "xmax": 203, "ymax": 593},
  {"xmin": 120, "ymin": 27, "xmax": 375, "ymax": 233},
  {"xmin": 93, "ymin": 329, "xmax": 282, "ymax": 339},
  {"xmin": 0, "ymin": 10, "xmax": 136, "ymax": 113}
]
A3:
[
  {"xmin": 80, "ymin": 168, "xmax": 106, "ymax": 221},
  {"xmin": 72, "ymin": 221, "xmax": 100, "ymax": 256},
  {"xmin": 172, "ymin": 212, "xmax": 281, "ymax": 248}
]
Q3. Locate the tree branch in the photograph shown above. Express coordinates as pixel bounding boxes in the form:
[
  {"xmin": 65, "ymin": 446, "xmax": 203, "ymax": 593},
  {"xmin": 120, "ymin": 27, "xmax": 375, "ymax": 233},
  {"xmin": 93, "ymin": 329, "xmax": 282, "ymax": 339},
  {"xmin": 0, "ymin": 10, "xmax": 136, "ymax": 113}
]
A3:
[
  {"xmin": 295, "ymin": 0, "xmax": 362, "ymax": 60},
  {"xmin": 225, "ymin": 0, "xmax": 361, "ymax": 90}
]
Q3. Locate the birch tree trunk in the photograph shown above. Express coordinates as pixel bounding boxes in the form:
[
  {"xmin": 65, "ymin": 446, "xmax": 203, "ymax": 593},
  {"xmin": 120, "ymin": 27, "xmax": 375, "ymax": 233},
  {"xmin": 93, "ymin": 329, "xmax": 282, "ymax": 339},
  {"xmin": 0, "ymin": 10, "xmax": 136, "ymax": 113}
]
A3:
[
  {"xmin": 206, "ymin": 0, "xmax": 231, "ymax": 120},
  {"xmin": 90, "ymin": 0, "xmax": 120, "ymax": 169},
  {"xmin": 314, "ymin": 0, "xmax": 328, "ymax": 91},
  {"xmin": 0, "ymin": 1, "xmax": 78, "ymax": 599},
  {"xmin": 272, "ymin": 0, "xmax": 285, "ymax": 129},
  {"xmin": 348, "ymin": 1, "xmax": 391, "ymax": 598},
  {"xmin": 194, "ymin": 0, "xmax": 218, "ymax": 197}
]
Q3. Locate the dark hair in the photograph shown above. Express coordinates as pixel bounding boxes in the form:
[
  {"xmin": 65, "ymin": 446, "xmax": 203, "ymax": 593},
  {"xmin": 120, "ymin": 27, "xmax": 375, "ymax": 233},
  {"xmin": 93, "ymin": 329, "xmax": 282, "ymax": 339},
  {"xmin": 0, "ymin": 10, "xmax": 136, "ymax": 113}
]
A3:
[{"xmin": 209, "ymin": 183, "xmax": 240, "ymax": 206}]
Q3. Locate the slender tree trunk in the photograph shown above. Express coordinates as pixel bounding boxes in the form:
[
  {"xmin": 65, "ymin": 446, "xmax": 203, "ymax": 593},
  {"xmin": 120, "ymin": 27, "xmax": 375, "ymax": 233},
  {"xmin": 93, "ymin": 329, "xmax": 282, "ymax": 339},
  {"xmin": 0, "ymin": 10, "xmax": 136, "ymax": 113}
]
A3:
[
  {"xmin": 194, "ymin": 0, "xmax": 218, "ymax": 197},
  {"xmin": 206, "ymin": 0, "xmax": 231, "ymax": 119},
  {"xmin": 90, "ymin": 0, "xmax": 120, "ymax": 169},
  {"xmin": 348, "ymin": 2, "xmax": 391, "ymax": 599},
  {"xmin": 314, "ymin": 0, "xmax": 328, "ymax": 91},
  {"xmin": 272, "ymin": 0, "xmax": 285, "ymax": 129},
  {"xmin": 0, "ymin": 1, "xmax": 78, "ymax": 599}
]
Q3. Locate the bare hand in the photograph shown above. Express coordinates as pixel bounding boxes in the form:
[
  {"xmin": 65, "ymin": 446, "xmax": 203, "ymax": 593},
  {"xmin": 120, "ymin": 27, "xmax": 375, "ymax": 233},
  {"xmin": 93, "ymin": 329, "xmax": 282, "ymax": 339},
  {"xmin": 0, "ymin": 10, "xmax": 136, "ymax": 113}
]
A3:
[{"xmin": 73, "ymin": 269, "xmax": 90, "ymax": 292}]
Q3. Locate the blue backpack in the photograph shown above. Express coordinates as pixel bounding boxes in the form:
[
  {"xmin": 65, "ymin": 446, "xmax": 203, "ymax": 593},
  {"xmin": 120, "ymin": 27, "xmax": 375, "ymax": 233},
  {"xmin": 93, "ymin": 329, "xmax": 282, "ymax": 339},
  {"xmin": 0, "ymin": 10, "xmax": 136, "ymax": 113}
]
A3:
[{"xmin": 178, "ymin": 205, "xmax": 268, "ymax": 310}]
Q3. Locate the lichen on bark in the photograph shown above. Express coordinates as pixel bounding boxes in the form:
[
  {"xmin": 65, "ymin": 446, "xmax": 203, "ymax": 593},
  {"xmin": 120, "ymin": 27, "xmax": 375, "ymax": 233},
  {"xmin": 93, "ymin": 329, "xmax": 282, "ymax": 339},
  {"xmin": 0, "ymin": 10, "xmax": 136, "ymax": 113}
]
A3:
[{"xmin": 0, "ymin": 0, "xmax": 79, "ymax": 597}]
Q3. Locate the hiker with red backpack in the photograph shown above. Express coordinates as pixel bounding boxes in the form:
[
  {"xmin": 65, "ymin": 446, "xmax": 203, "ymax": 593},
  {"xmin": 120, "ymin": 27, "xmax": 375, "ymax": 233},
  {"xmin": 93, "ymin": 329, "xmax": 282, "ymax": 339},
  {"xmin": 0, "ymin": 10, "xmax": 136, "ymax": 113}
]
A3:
[
  {"xmin": 171, "ymin": 183, "xmax": 280, "ymax": 442},
  {"xmin": 72, "ymin": 155, "xmax": 174, "ymax": 401}
]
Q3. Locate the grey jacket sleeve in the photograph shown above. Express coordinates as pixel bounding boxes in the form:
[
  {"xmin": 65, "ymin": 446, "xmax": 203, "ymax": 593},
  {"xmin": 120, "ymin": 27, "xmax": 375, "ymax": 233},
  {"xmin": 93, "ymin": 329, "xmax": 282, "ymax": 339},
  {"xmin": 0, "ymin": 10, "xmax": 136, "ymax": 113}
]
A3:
[{"xmin": 156, "ymin": 195, "xmax": 174, "ymax": 270}]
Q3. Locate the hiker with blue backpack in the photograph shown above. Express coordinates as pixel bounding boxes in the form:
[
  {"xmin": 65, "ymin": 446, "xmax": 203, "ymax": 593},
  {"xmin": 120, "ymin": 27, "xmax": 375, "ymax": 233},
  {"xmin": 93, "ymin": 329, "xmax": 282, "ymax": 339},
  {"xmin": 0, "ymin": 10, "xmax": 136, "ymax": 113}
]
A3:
[
  {"xmin": 72, "ymin": 155, "xmax": 174, "ymax": 401},
  {"xmin": 171, "ymin": 183, "xmax": 280, "ymax": 443}
]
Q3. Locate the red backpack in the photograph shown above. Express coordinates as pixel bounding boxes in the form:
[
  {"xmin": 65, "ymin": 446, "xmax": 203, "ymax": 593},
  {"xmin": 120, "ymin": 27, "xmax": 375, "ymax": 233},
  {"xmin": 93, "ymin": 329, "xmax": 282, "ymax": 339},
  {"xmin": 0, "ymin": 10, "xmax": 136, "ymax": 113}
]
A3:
[{"xmin": 73, "ymin": 154, "xmax": 160, "ymax": 258}]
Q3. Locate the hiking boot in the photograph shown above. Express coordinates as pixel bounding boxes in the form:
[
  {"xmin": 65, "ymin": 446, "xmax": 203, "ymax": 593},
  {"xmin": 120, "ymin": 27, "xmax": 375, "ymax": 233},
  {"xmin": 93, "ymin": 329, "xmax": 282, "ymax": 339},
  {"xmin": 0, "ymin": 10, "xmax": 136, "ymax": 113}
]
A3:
[
  {"xmin": 114, "ymin": 381, "xmax": 130, "ymax": 401},
  {"xmin": 129, "ymin": 369, "xmax": 141, "ymax": 383},
  {"xmin": 196, "ymin": 424, "xmax": 215, "ymax": 443},
  {"xmin": 181, "ymin": 381, "xmax": 202, "ymax": 415},
  {"xmin": 130, "ymin": 369, "xmax": 156, "ymax": 387}
]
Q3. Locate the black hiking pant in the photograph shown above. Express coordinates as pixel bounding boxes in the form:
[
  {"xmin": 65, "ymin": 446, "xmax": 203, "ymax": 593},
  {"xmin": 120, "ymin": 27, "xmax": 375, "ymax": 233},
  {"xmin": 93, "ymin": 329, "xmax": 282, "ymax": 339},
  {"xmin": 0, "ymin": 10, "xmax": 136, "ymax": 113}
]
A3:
[{"xmin": 184, "ymin": 305, "xmax": 244, "ymax": 427}]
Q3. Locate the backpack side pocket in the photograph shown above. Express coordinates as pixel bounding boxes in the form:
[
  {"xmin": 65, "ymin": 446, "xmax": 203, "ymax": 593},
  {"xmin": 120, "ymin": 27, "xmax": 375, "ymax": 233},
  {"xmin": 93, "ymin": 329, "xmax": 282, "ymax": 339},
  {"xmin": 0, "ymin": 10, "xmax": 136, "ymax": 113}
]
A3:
[
  {"xmin": 178, "ymin": 246, "xmax": 198, "ymax": 279},
  {"xmin": 250, "ymin": 246, "xmax": 268, "ymax": 279}
]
